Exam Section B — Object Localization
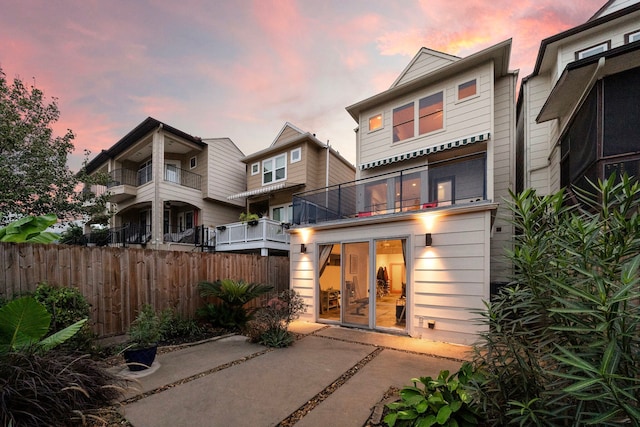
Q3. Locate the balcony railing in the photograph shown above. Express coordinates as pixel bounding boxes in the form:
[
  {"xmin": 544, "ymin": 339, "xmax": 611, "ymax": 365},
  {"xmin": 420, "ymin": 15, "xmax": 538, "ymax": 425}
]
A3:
[
  {"xmin": 107, "ymin": 166, "xmax": 202, "ymax": 191},
  {"xmin": 215, "ymin": 218, "xmax": 290, "ymax": 249},
  {"xmin": 292, "ymin": 153, "xmax": 487, "ymax": 226}
]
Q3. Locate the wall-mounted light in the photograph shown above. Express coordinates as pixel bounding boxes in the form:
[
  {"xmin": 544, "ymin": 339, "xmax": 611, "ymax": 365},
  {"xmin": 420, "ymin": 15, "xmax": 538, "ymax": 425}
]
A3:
[
  {"xmin": 300, "ymin": 243, "xmax": 307, "ymax": 253},
  {"xmin": 425, "ymin": 233, "xmax": 433, "ymax": 247}
]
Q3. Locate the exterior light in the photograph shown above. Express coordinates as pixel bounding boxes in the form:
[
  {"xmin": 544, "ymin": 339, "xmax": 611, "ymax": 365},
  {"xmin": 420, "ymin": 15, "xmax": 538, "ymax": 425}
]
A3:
[
  {"xmin": 300, "ymin": 243, "xmax": 307, "ymax": 253},
  {"xmin": 425, "ymin": 233, "xmax": 433, "ymax": 247}
]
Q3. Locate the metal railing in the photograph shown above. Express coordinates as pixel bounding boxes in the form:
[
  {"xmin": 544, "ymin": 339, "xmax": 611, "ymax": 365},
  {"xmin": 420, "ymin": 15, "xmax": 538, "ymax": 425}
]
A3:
[
  {"xmin": 107, "ymin": 166, "xmax": 202, "ymax": 191},
  {"xmin": 215, "ymin": 218, "xmax": 290, "ymax": 247},
  {"xmin": 292, "ymin": 153, "xmax": 487, "ymax": 225}
]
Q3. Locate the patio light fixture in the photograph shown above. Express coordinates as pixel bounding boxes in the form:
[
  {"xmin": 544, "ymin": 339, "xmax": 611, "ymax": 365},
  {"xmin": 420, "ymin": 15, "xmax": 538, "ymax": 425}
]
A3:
[{"xmin": 425, "ymin": 233, "xmax": 433, "ymax": 247}]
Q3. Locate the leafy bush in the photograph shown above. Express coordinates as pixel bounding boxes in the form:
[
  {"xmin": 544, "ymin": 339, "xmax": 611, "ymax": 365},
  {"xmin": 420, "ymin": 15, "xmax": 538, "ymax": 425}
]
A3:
[
  {"xmin": 384, "ymin": 362, "xmax": 482, "ymax": 427},
  {"xmin": 33, "ymin": 282, "xmax": 94, "ymax": 351},
  {"xmin": 245, "ymin": 289, "xmax": 305, "ymax": 347},
  {"xmin": 158, "ymin": 307, "xmax": 204, "ymax": 342},
  {"xmin": 471, "ymin": 175, "xmax": 640, "ymax": 425},
  {"xmin": 59, "ymin": 224, "xmax": 87, "ymax": 245},
  {"xmin": 128, "ymin": 304, "xmax": 161, "ymax": 349},
  {"xmin": 197, "ymin": 279, "xmax": 273, "ymax": 330},
  {"xmin": 0, "ymin": 350, "xmax": 129, "ymax": 426}
]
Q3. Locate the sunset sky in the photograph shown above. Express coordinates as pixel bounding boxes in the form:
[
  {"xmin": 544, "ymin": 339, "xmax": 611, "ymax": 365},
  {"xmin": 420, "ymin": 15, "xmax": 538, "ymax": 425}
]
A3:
[{"xmin": 1, "ymin": 0, "xmax": 605, "ymax": 171}]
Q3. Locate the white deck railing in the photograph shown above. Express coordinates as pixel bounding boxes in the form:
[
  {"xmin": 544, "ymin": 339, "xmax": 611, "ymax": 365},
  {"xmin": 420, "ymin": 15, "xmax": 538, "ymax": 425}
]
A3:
[{"xmin": 215, "ymin": 218, "xmax": 290, "ymax": 248}]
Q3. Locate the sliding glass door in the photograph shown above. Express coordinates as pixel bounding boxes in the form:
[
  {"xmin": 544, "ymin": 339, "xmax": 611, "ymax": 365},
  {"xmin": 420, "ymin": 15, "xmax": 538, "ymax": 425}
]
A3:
[{"xmin": 342, "ymin": 242, "xmax": 370, "ymax": 327}]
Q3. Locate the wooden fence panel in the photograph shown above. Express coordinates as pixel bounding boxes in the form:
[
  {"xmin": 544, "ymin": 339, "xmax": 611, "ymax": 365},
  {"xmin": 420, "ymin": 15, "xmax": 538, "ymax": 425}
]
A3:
[{"xmin": 0, "ymin": 243, "xmax": 290, "ymax": 337}]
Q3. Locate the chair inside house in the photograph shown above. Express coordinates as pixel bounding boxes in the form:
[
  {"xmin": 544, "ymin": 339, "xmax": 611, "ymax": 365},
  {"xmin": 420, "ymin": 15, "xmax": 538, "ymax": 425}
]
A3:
[{"xmin": 347, "ymin": 276, "xmax": 368, "ymax": 315}]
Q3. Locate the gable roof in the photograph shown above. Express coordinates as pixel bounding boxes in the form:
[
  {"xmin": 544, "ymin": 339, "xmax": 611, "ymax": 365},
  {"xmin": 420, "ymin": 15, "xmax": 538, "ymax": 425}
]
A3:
[
  {"xmin": 84, "ymin": 117, "xmax": 205, "ymax": 174},
  {"xmin": 529, "ymin": 1, "xmax": 640, "ymax": 77},
  {"xmin": 389, "ymin": 47, "xmax": 459, "ymax": 88},
  {"xmin": 346, "ymin": 39, "xmax": 512, "ymax": 121},
  {"xmin": 271, "ymin": 122, "xmax": 306, "ymax": 147}
]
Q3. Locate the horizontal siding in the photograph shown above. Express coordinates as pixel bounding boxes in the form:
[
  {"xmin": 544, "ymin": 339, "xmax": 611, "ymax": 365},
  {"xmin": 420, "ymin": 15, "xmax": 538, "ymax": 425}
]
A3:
[
  {"xmin": 273, "ymin": 126, "xmax": 303, "ymax": 146},
  {"xmin": 205, "ymin": 138, "xmax": 245, "ymax": 206},
  {"xmin": 359, "ymin": 62, "xmax": 494, "ymax": 167},
  {"xmin": 290, "ymin": 208, "xmax": 492, "ymax": 345},
  {"xmin": 395, "ymin": 54, "xmax": 456, "ymax": 86}
]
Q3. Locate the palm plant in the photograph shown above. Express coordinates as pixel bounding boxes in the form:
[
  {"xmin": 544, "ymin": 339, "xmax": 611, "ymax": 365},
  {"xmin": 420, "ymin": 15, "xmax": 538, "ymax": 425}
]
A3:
[{"xmin": 197, "ymin": 279, "xmax": 273, "ymax": 330}]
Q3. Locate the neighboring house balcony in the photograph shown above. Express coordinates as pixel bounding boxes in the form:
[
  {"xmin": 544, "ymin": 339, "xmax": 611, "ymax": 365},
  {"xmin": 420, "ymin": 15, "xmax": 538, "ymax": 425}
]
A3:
[
  {"xmin": 292, "ymin": 153, "xmax": 487, "ymax": 226},
  {"xmin": 215, "ymin": 218, "xmax": 290, "ymax": 255},
  {"xmin": 106, "ymin": 166, "xmax": 202, "ymax": 203}
]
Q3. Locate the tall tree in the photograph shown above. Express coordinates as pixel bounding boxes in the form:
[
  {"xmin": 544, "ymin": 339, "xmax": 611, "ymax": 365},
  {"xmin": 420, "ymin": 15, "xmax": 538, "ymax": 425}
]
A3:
[{"xmin": 0, "ymin": 67, "xmax": 106, "ymax": 225}]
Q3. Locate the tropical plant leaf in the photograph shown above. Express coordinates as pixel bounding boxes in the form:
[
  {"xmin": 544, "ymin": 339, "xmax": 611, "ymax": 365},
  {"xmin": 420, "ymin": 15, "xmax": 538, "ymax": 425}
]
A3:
[
  {"xmin": 0, "ymin": 296, "xmax": 51, "ymax": 352},
  {"xmin": 38, "ymin": 318, "xmax": 87, "ymax": 352}
]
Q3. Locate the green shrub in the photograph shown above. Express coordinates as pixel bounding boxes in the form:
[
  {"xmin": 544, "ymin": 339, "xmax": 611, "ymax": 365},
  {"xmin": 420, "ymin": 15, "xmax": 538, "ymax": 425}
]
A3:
[
  {"xmin": 158, "ymin": 307, "xmax": 203, "ymax": 342},
  {"xmin": 471, "ymin": 175, "xmax": 640, "ymax": 425},
  {"xmin": 33, "ymin": 282, "xmax": 94, "ymax": 351},
  {"xmin": 128, "ymin": 305, "xmax": 161, "ymax": 349},
  {"xmin": 59, "ymin": 224, "xmax": 87, "ymax": 246},
  {"xmin": 197, "ymin": 279, "xmax": 273, "ymax": 330},
  {"xmin": 384, "ymin": 362, "xmax": 482, "ymax": 427}
]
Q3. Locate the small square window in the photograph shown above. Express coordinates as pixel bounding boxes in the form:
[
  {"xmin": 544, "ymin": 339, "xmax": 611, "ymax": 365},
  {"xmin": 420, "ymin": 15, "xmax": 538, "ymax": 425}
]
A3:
[
  {"xmin": 251, "ymin": 163, "xmax": 259, "ymax": 175},
  {"xmin": 291, "ymin": 147, "xmax": 301, "ymax": 163},
  {"xmin": 576, "ymin": 41, "xmax": 610, "ymax": 60},
  {"xmin": 369, "ymin": 114, "xmax": 382, "ymax": 131},
  {"xmin": 457, "ymin": 79, "xmax": 477, "ymax": 100},
  {"xmin": 190, "ymin": 156, "xmax": 197, "ymax": 169},
  {"xmin": 625, "ymin": 30, "xmax": 640, "ymax": 44}
]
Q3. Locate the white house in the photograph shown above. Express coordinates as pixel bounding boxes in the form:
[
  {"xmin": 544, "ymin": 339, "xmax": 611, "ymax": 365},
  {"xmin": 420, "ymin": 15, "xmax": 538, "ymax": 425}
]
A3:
[{"xmin": 289, "ymin": 40, "xmax": 517, "ymax": 345}]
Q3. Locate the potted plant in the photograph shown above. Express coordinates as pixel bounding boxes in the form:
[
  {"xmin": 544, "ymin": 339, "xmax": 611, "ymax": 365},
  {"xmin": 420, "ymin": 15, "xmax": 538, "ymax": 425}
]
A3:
[
  {"xmin": 239, "ymin": 212, "xmax": 260, "ymax": 226},
  {"xmin": 123, "ymin": 305, "xmax": 161, "ymax": 371}
]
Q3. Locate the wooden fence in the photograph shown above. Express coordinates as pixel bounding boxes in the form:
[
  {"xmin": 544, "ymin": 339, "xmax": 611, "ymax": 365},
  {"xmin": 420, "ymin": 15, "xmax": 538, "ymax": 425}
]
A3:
[{"xmin": 0, "ymin": 243, "xmax": 290, "ymax": 337}]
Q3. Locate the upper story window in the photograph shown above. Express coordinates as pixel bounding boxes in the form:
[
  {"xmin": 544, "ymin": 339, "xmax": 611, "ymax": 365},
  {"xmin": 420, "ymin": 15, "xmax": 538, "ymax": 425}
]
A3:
[
  {"xmin": 290, "ymin": 147, "xmax": 301, "ymax": 163},
  {"xmin": 369, "ymin": 114, "xmax": 383, "ymax": 132},
  {"xmin": 626, "ymin": 30, "xmax": 640, "ymax": 44},
  {"xmin": 575, "ymin": 41, "xmax": 610, "ymax": 60},
  {"xmin": 263, "ymin": 153, "xmax": 286, "ymax": 185},
  {"xmin": 251, "ymin": 163, "xmax": 259, "ymax": 175},
  {"xmin": 392, "ymin": 102, "xmax": 415, "ymax": 142},
  {"xmin": 189, "ymin": 156, "xmax": 197, "ymax": 169},
  {"xmin": 457, "ymin": 79, "xmax": 477, "ymax": 101},
  {"xmin": 419, "ymin": 91, "xmax": 444, "ymax": 135}
]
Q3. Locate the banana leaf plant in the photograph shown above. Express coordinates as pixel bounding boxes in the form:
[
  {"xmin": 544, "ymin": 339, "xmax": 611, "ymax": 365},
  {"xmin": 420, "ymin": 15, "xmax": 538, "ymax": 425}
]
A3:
[
  {"xmin": 0, "ymin": 296, "xmax": 87, "ymax": 354},
  {"xmin": 0, "ymin": 213, "xmax": 60, "ymax": 243}
]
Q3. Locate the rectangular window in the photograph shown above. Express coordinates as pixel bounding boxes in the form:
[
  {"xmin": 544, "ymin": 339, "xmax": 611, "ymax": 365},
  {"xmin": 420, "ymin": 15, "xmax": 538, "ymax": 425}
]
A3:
[
  {"xmin": 419, "ymin": 91, "xmax": 444, "ymax": 135},
  {"xmin": 251, "ymin": 162, "xmax": 259, "ymax": 175},
  {"xmin": 392, "ymin": 103, "xmax": 414, "ymax": 142},
  {"xmin": 625, "ymin": 30, "xmax": 640, "ymax": 44},
  {"xmin": 369, "ymin": 113, "xmax": 383, "ymax": 131},
  {"xmin": 290, "ymin": 147, "xmax": 301, "ymax": 163},
  {"xmin": 262, "ymin": 153, "xmax": 287, "ymax": 185},
  {"xmin": 457, "ymin": 79, "xmax": 477, "ymax": 100},
  {"xmin": 189, "ymin": 156, "xmax": 197, "ymax": 169},
  {"xmin": 576, "ymin": 41, "xmax": 610, "ymax": 60},
  {"xmin": 185, "ymin": 211, "xmax": 194, "ymax": 229}
]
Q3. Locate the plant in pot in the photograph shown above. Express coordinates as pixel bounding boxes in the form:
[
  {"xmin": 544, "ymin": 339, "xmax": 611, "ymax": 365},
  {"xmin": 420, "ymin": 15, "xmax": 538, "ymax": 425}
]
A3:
[
  {"xmin": 124, "ymin": 305, "xmax": 161, "ymax": 371},
  {"xmin": 239, "ymin": 212, "xmax": 259, "ymax": 226}
]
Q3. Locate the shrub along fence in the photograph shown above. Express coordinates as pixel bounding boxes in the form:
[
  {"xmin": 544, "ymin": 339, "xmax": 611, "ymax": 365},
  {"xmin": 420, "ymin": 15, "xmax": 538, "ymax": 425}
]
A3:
[{"xmin": 0, "ymin": 243, "xmax": 290, "ymax": 337}]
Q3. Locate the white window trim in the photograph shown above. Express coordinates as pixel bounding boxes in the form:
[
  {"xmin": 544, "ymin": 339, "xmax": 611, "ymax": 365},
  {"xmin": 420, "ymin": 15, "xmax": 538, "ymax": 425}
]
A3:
[
  {"xmin": 251, "ymin": 162, "xmax": 259, "ymax": 175},
  {"xmin": 455, "ymin": 77, "xmax": 479, "ymax": 103},
  {"xmin": 262, "ymin": 153, "xmax": 287, "ymax": 186},
  {"xmin": 626, "ymin": 30, "xmax": 640, "ymax": 44},
  {"xmin": 576, "ymin": 41, "xmax": 609, "ymax": 60},
  {"xmin": 270, "ymin": 203, "xmax": 293, "ymax": 223},
  {"xmin": 189, "ymin": 156, "xmax": 197, "ymax": 169},
  {"xmin": 368, "ymin": 113, "xmax": 384, "ymax": 133},
  {"xmin": 290, "ymin": 147, "xmax": 302, "ymax": 163}
]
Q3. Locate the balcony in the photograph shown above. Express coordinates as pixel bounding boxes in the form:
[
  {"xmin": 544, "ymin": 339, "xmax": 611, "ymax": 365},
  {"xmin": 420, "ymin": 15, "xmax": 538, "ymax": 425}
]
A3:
[
  {"xmin": 215, "ymin": 218, "xmax": 291, "ymax": 254},
  {"xmin": 106, "ymin": 165, "xmax": 202, "ymax": 202},
  {"xmin": 292, "ymin": 153, "xmax": 487, "ymax": 226}
]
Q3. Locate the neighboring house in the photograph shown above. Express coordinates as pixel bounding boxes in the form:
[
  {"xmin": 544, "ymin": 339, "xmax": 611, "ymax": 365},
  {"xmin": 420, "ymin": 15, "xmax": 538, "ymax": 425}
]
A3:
[
  {"xmin": 517, "ymin": 0, "xmax": 640, "ymax": 197},
  {"xmin": 84, "ymin": 117, "xmax": 246, "ymax": 251},
  {"xmin": 216, "ymin": 122, "xmax": 356, "ymax": 255},
  {"xmin": 289, "ymin": 40, "xmax": 517, "ymax": 345}
]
